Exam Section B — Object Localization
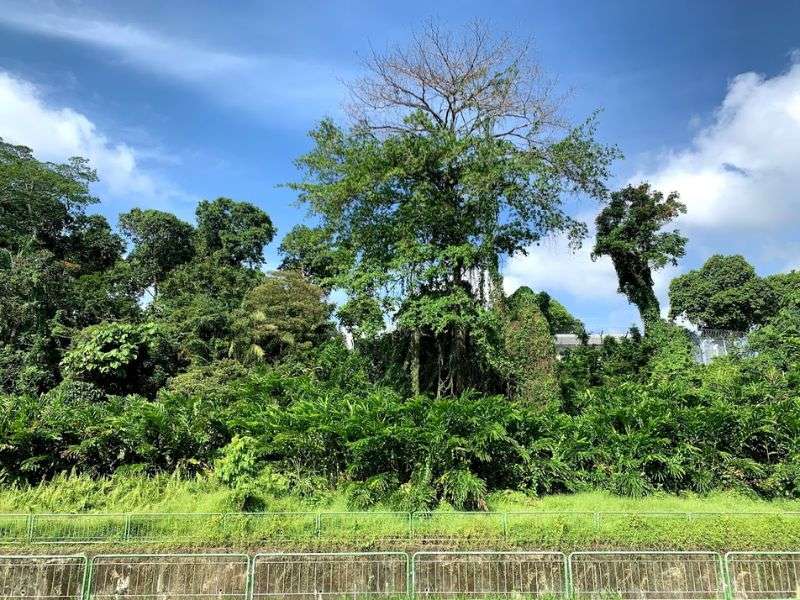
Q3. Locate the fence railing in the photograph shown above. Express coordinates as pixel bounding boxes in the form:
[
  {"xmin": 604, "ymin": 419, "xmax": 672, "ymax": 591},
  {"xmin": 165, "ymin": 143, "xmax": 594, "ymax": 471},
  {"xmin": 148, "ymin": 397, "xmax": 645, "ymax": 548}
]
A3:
[
  {"xmin": 3, "ymin": 551, "xmax": 800, "ymax": 600},
  {"xmin": 3, "ymin": 510, "xmax": 800, "ymax": 545}
]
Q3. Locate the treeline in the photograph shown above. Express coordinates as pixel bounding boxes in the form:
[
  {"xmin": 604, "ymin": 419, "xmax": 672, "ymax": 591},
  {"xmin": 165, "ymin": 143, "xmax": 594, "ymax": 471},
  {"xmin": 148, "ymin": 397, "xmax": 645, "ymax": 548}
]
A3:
[{"xmin": 1, "ymin": 22, "xmax": 799, "ymax": 508}]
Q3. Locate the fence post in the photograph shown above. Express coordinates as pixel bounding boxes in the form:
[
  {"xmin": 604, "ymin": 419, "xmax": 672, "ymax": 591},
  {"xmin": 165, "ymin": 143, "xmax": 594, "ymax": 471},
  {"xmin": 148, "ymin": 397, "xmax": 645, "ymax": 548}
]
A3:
[
  {"xmin": 410, "ymin": 552, "xmax": 416, "ymax": 600},
  {"xmin": 565, "ymin": 552, "xmax": 573, "ymax": 600},
  {"xmin": 315, "ymin": 513, "xmax": 322, "ymax": 538},
  {"xmin": 246, "ymin": 554, "xmax": 254, "ymax": 600},
  {"xmin": 722, "ymin": 552, "xmax": 737, "ymax": 600},
  {"xmin": 502, "ymin": 512, "xmax": 508, "ymax": 539},
  {"xmin": 407, "ymin": 512, "xmax": 413, "ymax": 541},
  {"xmin": 124, "ymin": 514, "xmax": 131, "ymax": 541},
  {"xmin": 26, "ymin": 514, "xmax": 34, "ymax": 543},
  {"xmin": 82, "ymin": 556, "xmax": 94, "ymax": 600}
]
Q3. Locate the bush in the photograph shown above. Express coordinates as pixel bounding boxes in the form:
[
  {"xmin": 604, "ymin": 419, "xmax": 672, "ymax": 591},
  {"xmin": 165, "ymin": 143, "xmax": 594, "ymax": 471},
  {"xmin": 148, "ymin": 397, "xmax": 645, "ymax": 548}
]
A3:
[{"xmin": 61, "ymin": 321, "xmax": 181, "ymax": 397}]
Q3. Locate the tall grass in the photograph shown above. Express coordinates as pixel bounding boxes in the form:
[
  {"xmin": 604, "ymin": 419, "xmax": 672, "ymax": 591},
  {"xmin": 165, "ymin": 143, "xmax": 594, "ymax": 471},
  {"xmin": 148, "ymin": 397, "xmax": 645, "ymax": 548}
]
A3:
[
  {"xmin": 4, "ymin": 472, "xmax": 800, "ymax": 514},
  {"xmin": 2, "ymin": 473, "xmax": 800, "ymax": 550}
]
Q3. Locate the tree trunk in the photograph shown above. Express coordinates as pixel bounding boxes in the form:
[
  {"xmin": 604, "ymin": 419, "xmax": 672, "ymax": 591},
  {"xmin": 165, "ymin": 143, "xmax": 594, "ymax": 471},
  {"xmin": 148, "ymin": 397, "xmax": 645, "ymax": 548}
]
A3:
[
  {"xmin": 637, "ymin": 286, "xmax": 661, "ymax": 332},
  {"xmin": 452, "ymin": 323, "xmax": 467, "ymax": 395},
  {"xmin": 410, "ymin": 328, "xmax": 421, "ymax": 396}
]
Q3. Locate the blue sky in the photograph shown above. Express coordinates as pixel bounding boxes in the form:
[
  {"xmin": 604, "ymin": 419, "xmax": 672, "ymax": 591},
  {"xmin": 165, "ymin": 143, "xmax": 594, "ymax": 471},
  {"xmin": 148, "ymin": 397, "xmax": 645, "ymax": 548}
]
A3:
[{"xmin": 1, "ymin": 0, "xmax": 799, "ymax": 331}]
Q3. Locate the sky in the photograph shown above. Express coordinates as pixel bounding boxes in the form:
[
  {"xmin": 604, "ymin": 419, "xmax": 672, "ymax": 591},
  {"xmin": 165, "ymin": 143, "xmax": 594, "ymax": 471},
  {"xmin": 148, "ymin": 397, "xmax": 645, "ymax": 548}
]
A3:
[{"xmin": 1, "ymin": 0, "xmax": 799, "ymax": 332}]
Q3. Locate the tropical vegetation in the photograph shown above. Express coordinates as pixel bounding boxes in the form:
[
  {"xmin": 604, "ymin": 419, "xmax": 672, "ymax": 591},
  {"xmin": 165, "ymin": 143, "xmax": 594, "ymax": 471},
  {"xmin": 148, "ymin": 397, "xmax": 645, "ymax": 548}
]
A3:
[{"xmin": 0, "ymin": 22, "xmax": 798, "ymax": 518}]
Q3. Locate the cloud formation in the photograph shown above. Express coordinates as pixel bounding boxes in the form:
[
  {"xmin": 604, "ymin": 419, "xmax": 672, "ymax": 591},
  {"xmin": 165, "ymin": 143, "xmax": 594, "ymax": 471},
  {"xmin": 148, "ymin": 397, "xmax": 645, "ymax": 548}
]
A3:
[
  {"xmin": 0, "ymin": 8, "xmax": 348, "ymax": 123},
  {"xmin": 636, "ymin": 57, "xmax": 800, "ymax": 232},
  {"xmin": 503, "ymin": 235, "xmax": 619, "ymax": 300},
  {"xmin": 0, "ymin": 71, "xmax": 188, "ymax": 209}
]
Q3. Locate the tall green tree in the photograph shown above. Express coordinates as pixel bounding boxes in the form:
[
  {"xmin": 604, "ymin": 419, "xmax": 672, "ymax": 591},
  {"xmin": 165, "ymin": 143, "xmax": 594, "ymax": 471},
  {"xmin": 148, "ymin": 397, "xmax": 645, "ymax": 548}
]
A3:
[
  {"xmin": 0, "ymin": 251, "xmax": 70, "ymax": 393},
  {"xmin": 63, "ymin": 214, "xmax": 125, "ymax": 275},
  {"xmin": 278, "ymin": 225, "xmax": 343, "ymax": 289},
  {"xmin": 119, "ymin": 208, "xmax": 195, "ymax": 297},
  {"xmin": 0, "ymin": 141, "xmax": 133, "ymax": 393},
  {"xmin": 152, "ymin": 256, "xmax": 265, "ymax": 364},
  {"xmin": 195, "ymin": 197, "xmax": 276, "ymax": 268},
  {"xmin": 0, "ymin": 139, "xmax": 98, "ymax": 256},
  {"xmin": 766, "ymin": 271, "xmax": 800, "ymax": 312},
  {"xmin": 592, "ymin": 183, "xmax": 686, "ymax": 329},
  {"xmin": 152, "ymin": 199, "xmax": 276, "ymax": 363},
  {"xmin": 669, "ymin": 255, "xmax": 776, "ymax": 331},
  {"xmin": 289, "ymin": 22, "xmax": 618, "ymax": 396}
]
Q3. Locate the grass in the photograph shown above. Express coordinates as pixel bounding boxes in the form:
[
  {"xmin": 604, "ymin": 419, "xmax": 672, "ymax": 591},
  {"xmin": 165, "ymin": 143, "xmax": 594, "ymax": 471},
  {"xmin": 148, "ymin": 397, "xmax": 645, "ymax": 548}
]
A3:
[{"xmin": 1, "ymin": 472, "xmax": 800, "ymax": 550}]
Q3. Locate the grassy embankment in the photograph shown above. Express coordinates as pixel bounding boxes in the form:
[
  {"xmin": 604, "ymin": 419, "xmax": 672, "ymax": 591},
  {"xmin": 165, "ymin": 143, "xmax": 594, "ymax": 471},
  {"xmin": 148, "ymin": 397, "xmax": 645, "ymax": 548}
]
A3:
[{"xmin": 1, "ymin": 473, "xmax": 800, "ymax": 551}]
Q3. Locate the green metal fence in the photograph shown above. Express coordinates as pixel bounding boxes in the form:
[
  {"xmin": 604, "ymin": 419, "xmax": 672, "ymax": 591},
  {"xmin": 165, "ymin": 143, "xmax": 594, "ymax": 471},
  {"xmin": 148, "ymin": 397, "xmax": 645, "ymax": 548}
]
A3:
[
  {"xmin": 4, "ymin": 510, "xmax": 800, "ymax": 546},
  {"xmin": 411, "ymin": 512, "xmax": 507, "ymax": 543},
  {"xmin": 318, "ymin": 512, "xmax": 412, "ymax": 543},
  {"xmin": 0, "ymin": 515, "xmax": 29, "ymax": 545},
  {"xmin": 7, "ymin": 551, "xmax": 800, "ymax": 599},
  {"xmin": 29, "ymin": 514, "xmax": 127, "ymax": 545}
]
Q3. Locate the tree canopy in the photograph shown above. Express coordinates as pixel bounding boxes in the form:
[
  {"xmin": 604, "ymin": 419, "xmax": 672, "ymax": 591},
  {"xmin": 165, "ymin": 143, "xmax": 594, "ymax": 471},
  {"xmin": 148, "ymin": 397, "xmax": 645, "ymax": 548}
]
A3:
[
  {"xmin": 669, "ymin": 255, "xmax": 777, "ymax": 331},
  {"xmin": 119, "ymin": 208, "xmax": 196, "ymax": 295},
  {"xmin": 195, "ymin": 197, "xmax": 276, "ymax": 268},
  {"xmin": 0, "ymin": 138, "xmax": 98, "ymax": 256},
  {"xmin": 231, "ymin": 270, "xmax": 334, "ymax": 363}
]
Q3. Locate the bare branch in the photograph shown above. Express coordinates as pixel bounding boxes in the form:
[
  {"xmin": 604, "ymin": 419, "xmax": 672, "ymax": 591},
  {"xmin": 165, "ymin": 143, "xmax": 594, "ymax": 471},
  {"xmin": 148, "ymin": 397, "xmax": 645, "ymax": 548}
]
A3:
[{"xmin": 346, "ymin": 19, "xmax": 564, "ymax": 145}]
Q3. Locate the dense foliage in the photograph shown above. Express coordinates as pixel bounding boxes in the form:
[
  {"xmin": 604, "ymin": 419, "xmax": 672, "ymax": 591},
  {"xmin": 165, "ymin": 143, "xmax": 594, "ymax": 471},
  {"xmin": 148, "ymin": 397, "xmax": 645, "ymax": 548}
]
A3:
[
  {"xmin": 0, "ymin": 23, "xmax": 798, "ymax": 510},
  {"xmin": 669, "ymin": 255, "xmax": 778, "ymax": 331}
]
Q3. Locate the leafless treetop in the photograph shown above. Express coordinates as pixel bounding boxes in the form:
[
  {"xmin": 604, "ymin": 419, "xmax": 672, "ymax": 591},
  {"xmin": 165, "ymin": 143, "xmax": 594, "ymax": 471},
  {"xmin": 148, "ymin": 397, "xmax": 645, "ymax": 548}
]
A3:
[{"xmin": 348, "ymin": 20, "xmax": 565, "ymax": 144}]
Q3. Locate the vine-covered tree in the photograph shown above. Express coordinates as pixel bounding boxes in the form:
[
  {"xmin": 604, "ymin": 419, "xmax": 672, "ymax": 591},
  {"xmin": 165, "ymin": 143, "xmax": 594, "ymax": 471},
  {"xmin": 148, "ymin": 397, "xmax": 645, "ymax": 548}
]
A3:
[
  {"xmin": 500, "ymin": 287, "xmax": 558, "ymax": 403},
  {"xmin": 592, "ymin": 183, "xmax": 686, "ymax": 329},
  {"xmin": 288, "ymin": 21, "xmax": 618, "ymax": 396}
]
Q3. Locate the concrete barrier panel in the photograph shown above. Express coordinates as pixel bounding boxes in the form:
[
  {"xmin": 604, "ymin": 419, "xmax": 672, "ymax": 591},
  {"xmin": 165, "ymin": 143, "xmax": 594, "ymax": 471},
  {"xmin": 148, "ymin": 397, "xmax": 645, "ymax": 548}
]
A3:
[
  {"xmin": 89, "ymin": 553, "xmax": 249, "ymax": 599},
  {"xmin": 0, "ymin": 555, "xmax": 86, "ymax": 600},
  {"xmin": 413, "ymin": 551, "xmax": 567, "ymax": 598},
  {"xmin": 252, "ymin": 552, "xmax": 408, "ymax": 599}
]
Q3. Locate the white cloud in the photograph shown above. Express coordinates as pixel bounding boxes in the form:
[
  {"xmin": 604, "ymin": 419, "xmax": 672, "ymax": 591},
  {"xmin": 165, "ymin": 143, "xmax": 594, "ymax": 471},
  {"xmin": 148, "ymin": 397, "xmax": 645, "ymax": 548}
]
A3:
[
  {"xmin": 635, "ymin": 58, "xmax": 800, "ymax": 232},
  {"xmin": 0, "ymin": 8, "xmax": 348, "ymax": 123},
  {"xmin": 0, "ymin": 71, "xmax": 187, "ymax": 207},
  {"xmin": 503, "ymin": 235, "xmax": 620, "ymax": 300}
]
